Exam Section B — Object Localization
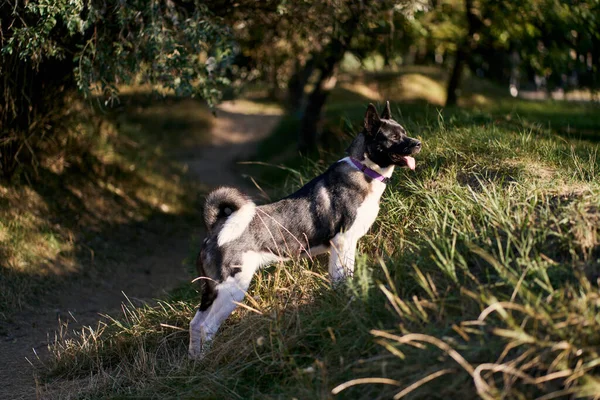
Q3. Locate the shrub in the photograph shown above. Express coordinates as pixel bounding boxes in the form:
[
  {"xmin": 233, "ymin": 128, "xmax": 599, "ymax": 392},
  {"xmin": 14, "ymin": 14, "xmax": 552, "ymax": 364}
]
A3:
[{"xmin": 0, "ymin": 0, "xmax": 232, "ymax": 179}]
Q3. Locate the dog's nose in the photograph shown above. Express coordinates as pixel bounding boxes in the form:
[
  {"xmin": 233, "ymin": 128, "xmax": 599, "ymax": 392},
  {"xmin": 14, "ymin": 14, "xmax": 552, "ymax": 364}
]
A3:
[{"xmin": 411, "ymin": 140, "xmax": 422, "ymax": 154}]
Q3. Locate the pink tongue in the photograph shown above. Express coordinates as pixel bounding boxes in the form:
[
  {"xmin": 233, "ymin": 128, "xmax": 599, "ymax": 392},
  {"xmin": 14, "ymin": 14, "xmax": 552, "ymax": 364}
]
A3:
[{"xmin": 403, "ymin": 156, "xmax": 416, "ymax": 170}]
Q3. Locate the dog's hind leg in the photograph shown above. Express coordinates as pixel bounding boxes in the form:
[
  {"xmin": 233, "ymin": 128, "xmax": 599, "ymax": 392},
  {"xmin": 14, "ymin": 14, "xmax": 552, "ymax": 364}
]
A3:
[
  {"xmin": 188, "ymin": 277, "xmax": 216, "ymax": 359},
  {"xmin": 328, "ymin": 234, "xmax": 358, "ymax": 283},
  {"xmin": 189, "ymin": 256, "xmax": 259, "ymax": 359}
]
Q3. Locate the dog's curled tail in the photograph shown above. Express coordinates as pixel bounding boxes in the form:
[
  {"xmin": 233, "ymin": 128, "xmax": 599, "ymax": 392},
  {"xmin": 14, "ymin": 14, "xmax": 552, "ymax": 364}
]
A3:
[{"xmin": 204, "ymin": 187, "xmax": 256, "ymax": 245}]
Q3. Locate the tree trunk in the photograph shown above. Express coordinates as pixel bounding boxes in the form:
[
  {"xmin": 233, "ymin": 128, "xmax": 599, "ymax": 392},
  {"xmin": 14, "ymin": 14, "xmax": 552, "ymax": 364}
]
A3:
[
  {"xmin": 446, "ymin": 48, "xmax": 466, "ymax": 107},
  {"xmin": 591, "ymin": 38, "xmax": 600, "ymax": 100},
  {"xmin": 445, "ymin": 0, "xmax": 479, "ymax": 107},
  {"xmin": 297, "ymin": 12, "xmax": 361, "ymax": 153},
  {"xmin": 286, "ymin": 58, "xmax": 315, "ymax": 112},
  {"xmin": 267, "ymin": 56, "xmax": 280, "ymax": 100},
  {"xmin": 297, "ymin": 65, "xmax": 338, "ymax": 152},
  {"xmin": 383, "ymin": 50, "xmax": 391, "ymax": 67}
]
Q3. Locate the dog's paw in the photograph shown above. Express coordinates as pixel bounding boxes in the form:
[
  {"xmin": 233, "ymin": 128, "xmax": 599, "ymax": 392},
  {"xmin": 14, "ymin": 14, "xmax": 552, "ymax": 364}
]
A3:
[
  {"xmin": 188, "ymin": 331, "xmax": 204, "ymax": 360},
  {"xmin": 188, "ymin": 329, "xmax": 213, "ymax": 361},
  {"xmin": 188, "ymin": 345, "xmax": 204, "ymax": 360},
  {"xmin": 188, "ymin": 340, "xmax": 213, "ymax": 360}
]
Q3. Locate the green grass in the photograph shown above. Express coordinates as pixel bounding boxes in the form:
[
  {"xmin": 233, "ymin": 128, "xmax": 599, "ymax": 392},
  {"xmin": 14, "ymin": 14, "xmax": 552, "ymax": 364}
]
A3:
[
  {"xmin": 252, "ymin": 67, "xmax": 600, "ymax": 187},
  {"xmin": 40, "ymin": 72, "xmax": 600, "ymax": 399}
]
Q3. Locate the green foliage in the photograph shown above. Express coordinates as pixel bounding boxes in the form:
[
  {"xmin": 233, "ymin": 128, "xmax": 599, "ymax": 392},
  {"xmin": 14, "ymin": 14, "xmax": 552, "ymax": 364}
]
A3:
[
  {"xmin": 209, "ymin": 1, "xmax": 420, "ymax": 97},
  {"xmin": 408, "ymin": 0, "xmax": 600, "ymax": 98},
  {"xmin": 3, "ymin": 0, "xmax": 233, "ymax": 104},
  {"xmin": 0, "ymin": 0, "xmax": 232, "ymax": 178},
  {"xmin": 480, "ymin": 0, "xmax": 600, "ymax": 87},
  {"xmin": 3, "ymin": 0, "xmax": 86, "ymax": 60}
]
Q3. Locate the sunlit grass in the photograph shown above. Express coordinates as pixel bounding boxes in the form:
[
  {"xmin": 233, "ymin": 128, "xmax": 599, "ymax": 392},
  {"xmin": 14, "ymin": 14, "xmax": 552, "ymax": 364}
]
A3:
[{"xmin": 40, "ymin": 93, "xmax": 600, "ymax": 398}]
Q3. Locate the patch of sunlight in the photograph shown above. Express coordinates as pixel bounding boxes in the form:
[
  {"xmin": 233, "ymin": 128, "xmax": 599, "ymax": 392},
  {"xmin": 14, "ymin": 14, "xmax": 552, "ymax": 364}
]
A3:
[
  {"xmin": 460, "ymin": 93, "xmax": 492, "ymax": 107},
  {"xmin": 113, "ymin": 84, "xmax": 174, "ymax": 97},
  {"xmin": 551, "ymin": 89, "xmax": 596, "ymax": 101},
  {"xmin": 2, "ymin": 211, "xmax": 76, "ymax": 276},
  {"xmin": 339, "ymin": 82, "xmax": 383, "ymax": 102},
  {"xmin": 0, "ymin": 222, "xmax": 8, "ymax": 243},
  {"xmin": 394, "ymin": 73, "xmax": 446, "ymax": 105},
  {"xmin": 362, "ymin": 54, "xmax": 386, "ymax": 71},
  {"xmin": 505, "ymin": 159, "xmax": 556, "ymax": 181},
  {"xmin": 340, "ymin": 52, "xmax": 362, "ymax": 72},
  {"xmin": 218, "ymin": 99, "xmax": 283, "ymax": 116},
  {"xmin": 135, "ymin": 178, "xmax": 188, "ymax": 216}
]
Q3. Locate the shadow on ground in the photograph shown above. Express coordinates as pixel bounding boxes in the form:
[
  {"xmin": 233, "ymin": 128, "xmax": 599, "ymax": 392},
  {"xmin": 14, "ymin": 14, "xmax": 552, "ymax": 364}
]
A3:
[{"xmin": 0, "ymin": 91, "xmax": 282, "ymax": 399}]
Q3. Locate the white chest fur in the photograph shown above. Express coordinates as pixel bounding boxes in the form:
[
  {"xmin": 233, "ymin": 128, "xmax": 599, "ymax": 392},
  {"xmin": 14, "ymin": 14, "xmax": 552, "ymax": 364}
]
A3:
[
  {"xmin": 328, "ymin": 174, "xmax": 390, "ymax": 281},
  {"xmin": 340, "ymin": 156, "xmax": 393, "ymax": 240},
  {"xmin": 347, "ymin": 184, "xmax": 385, "ymax": 239}
]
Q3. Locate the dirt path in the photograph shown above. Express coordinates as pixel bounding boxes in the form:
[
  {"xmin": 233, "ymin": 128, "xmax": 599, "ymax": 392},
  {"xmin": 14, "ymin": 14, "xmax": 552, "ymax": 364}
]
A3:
[
  {"xmin": 178, "ymin": 100, "xmax": 282, "ymax": 192},
  {"xmin": 0, "ymin": 100, "xmax": 281, "ymax": 400}
]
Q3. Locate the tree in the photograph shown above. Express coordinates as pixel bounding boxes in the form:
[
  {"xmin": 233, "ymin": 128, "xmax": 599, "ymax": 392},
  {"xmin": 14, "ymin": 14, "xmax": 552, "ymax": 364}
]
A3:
[
  {"xmin": 421, "ymin": 0, "xmax": 600, "ymax": 106},
  {"xmin": 294, "ymin": 1, "xmax": 418, "ymax": 152},
  {"xmin": 445, "ymin": 0, "xmax": 481, "ymax": 106},
  {"xmin": 204, "ymin": 1, "xmax": 336, "ymax": 106},
  {"xmin": 1, "ymin": 0, "xmax": 433, "ymax": 175},
  {"xmin": 297, "ymin": 4, "xmax": 363, "ymax": 152},
  {"xmin": 1, "ymin": 0, "xmax": 233, "ymax": 179},
  {"xmin": 204, "ymin": 1, "xmax": 421, "ymax": 152}
]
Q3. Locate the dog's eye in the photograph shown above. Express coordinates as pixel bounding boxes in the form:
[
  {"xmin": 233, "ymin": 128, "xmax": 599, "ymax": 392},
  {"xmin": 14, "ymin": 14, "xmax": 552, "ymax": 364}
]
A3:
[{"xmin": 386, "ymin": 133, "xmax": 400, "ymax": 143}]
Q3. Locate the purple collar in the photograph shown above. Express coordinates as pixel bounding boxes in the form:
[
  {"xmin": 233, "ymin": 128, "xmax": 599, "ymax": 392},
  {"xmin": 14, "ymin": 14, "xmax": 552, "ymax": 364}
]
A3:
[{"xmin": 348, "ymin": 157, "xmax": 391, "ymax": 184}]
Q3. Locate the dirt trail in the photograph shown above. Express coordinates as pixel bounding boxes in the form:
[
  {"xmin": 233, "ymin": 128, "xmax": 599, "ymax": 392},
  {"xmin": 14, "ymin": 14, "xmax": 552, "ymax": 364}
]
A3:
[
  {"xmin": 179, "ymin": 100, "xmax": 281, "ymax": 192},
  {"xmin": 0, "ymin": 100, "xmax": 281, "ymax": 400}
]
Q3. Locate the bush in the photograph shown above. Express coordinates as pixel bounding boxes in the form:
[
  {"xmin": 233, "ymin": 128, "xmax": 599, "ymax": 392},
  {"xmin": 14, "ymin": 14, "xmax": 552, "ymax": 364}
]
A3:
[{"xmin": 0, "ymin": 0, "xmax": 233, "ymax": 179}]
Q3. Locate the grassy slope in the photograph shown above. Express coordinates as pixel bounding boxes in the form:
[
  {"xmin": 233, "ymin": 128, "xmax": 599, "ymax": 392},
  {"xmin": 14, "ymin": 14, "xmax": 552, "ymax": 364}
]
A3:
[
  {"xmin": 0, "ymin": 90, "xmax": 211, "ymax": 322},
  {"xmin": 43, "ymin": 70, "xmax": 600, "ymax": 399}
]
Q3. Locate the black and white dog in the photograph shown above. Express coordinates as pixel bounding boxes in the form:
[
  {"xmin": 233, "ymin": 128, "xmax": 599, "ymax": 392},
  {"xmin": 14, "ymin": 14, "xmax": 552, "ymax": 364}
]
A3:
[{"xmin": 189, "ymin": 102, "xmax": 421, "ymax": 358}]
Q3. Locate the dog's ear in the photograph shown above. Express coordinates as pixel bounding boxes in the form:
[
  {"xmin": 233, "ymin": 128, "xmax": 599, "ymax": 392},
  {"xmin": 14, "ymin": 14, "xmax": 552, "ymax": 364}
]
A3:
[
  {"xmin": 380, "ymin": 101, "xmax": 392, "ymax": 120},
  {"xmin": 346, "ymin": 132, "xmax": 366, "ymax": 160},
  {"xmin": 364, "ymin": 103, "xmax": 380, "ymax": 134}
]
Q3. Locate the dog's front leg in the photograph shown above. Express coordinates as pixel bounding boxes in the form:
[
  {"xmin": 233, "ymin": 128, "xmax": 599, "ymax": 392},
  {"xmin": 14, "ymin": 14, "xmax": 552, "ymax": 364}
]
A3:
[{"xmin": 329, "ymin": 234, "xmax": 358, "ymax": 283}]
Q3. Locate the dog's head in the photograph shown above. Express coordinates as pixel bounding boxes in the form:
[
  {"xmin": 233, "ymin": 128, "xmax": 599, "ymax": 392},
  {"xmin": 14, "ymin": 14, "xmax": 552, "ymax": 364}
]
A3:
[{"xmin": 347, "ymin": 101, "xmax": 421, "ymax": 169}]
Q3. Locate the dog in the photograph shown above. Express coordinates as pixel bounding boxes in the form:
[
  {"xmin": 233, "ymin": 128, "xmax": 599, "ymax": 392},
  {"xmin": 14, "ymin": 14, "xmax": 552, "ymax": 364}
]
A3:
[{"xmin": 189, "ymin": 101, "xmax": 421, "ymax": 359}]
